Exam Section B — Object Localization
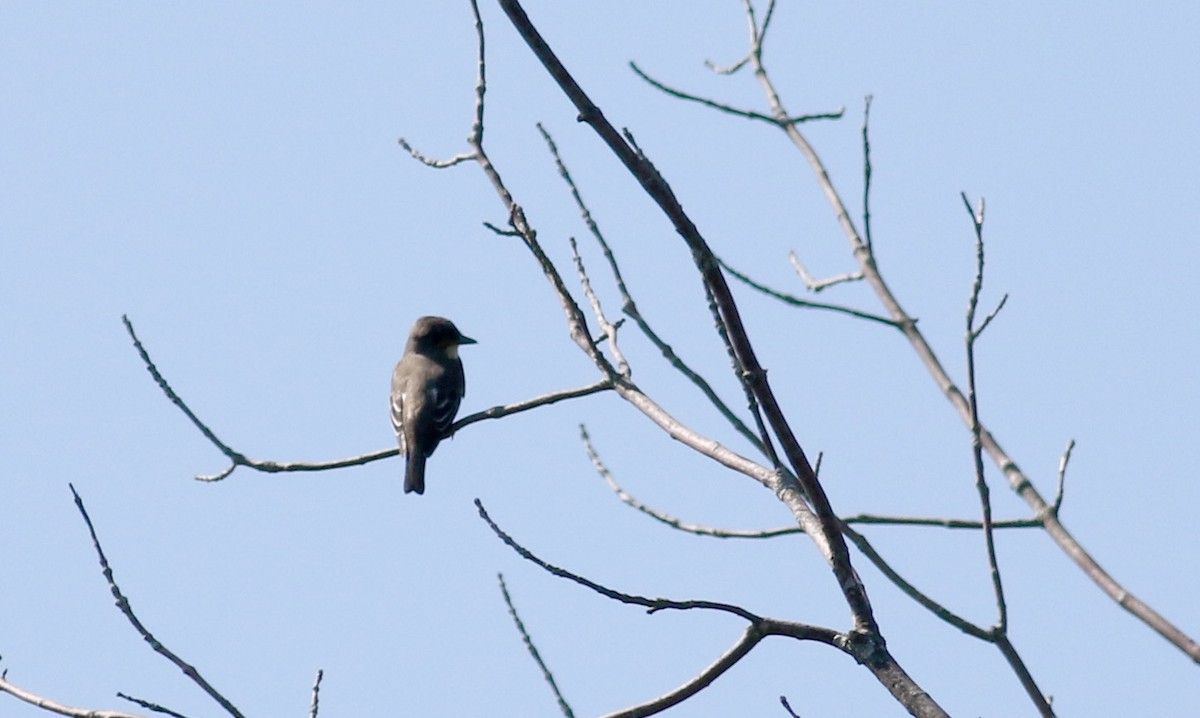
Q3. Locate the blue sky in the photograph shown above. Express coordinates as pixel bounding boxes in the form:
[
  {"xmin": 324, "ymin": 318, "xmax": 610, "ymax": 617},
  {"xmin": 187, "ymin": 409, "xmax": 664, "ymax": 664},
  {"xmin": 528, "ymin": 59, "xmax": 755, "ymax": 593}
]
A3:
[{"xmin": 4, "ymin": 2, "xmax": 1199, "ymax": 716}]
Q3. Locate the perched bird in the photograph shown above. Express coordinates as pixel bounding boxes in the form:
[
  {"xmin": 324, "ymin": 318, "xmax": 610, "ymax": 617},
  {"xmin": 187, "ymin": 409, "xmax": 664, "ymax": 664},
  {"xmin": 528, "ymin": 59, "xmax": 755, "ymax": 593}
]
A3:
[{"xmin": 391, "ymin": 316, "xmax": 476, "ymax": 495}]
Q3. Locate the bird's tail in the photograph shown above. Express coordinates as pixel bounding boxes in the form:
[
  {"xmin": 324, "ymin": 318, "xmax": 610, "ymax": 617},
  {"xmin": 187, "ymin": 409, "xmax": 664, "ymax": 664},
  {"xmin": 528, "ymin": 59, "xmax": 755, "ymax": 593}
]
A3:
[{"xmin": 404, "ymin": 452, "xmax": 426, "ymax": 495}]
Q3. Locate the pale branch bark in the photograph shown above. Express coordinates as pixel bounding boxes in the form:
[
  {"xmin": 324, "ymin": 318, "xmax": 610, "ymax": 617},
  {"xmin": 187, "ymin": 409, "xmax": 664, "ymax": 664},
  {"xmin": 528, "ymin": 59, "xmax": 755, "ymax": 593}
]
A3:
[
  {"xmin": 68, "ymin": 484, "xmax": 246, "ymax": 718},
  {"xmin": 0, "ymin": 674, "xmax": 146, "ymax": 718},
  {"xmin": 124, "ymin": 314, "xmax": 610, "ymax": 482},
  {"xmin": 638, "ymin": 0, "xmax": 1200, "ymax": 665},
  {"xmin": 788, "ymin": 251, "xmax": 863, "ymax": 293},
  {"xmin": 498, "ymin": 574, "xmax": 576, "ymax": 718},
  {"xmin": 569, "ymin": 237, "xmax": 630, "ymax": 377}
]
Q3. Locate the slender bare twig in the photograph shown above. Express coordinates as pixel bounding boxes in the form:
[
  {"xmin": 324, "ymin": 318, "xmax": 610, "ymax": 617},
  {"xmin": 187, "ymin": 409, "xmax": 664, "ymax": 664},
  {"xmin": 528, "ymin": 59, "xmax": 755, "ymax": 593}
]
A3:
[
  {"xmin": 962, "ymin": 196, "xmax": 1053, "ymax": 716},
  {"xmin": 116, "ymin": 693, "xmax": 191, "ymax": 718},
  {"xmin": 629, "ymin": 63, "xmax": 842, "ymax": 127},
  {"xmin": 68, "ymin": 484, "xmax": 246, "ymax": 718},
  {"xmin": 599, "ymin": 626, "xmax": 765, "ymax": 718},
  {"xmin": 861, "ymin": 95, "xmax": 875, "ymax": 253},
  {"xmin": 569, "ymin": 237, "xmax": 629, "ymax": 377},
  {"xmin": 961, "ymin": 193, "xmax": 1008, "ymax": 634},
  {"xmin": 779, "ymin": 695, "xmax": 802, "ymax": 718},
  {"xmin": 477, "ymin": 498, "xmax": 759, "ymax": 621},
  {"xmin": 1053, "ymin": 439, "xmax": 1075, "ymax": 514},
  {"xmin": 718, "ymin": 258, "xmax": 903, "ymax": 329},
  {"xmin": 788, "ymin": 251, "xmax": 862, "ymax": 293},
  {"xmin": 498, "ymin": 574, "xmax": 575, "ymax": 718},
  {"xmin": 308, "ymin": 670, "xmax": 323, "ymax": 718},
  {"xmin": 0, "ymin": 673, "xmax": 145, "ymax": 718}
]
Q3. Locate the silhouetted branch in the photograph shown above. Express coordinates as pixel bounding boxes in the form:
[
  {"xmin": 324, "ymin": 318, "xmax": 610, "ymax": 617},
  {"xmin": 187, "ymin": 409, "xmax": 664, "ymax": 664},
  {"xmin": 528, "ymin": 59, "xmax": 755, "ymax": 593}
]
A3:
[
  {"xmin": 116, "ymin": 693, "xmax": 191, "ymax": 718},
  {"xmin": 498, "ymin": 574, "xmax": 575, "ymax": 718},
  {"xmin": 69, "ymin": 484, "xmax": 245, "ymax": 718}
]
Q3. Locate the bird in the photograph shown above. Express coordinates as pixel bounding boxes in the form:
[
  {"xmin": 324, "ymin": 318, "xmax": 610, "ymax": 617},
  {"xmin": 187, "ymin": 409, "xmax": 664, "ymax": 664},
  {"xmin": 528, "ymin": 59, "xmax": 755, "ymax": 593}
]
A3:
[{"xmin": 391, "ymin": 316, "xmax": 477, "ymax": 495}]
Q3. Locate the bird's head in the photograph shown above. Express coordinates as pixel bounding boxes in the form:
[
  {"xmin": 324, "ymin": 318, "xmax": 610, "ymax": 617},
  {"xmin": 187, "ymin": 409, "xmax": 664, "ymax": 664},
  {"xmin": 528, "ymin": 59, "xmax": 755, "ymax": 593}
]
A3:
[{"xmin": 407, "ymin": 315, "xmax": 477, "ymax": 357}]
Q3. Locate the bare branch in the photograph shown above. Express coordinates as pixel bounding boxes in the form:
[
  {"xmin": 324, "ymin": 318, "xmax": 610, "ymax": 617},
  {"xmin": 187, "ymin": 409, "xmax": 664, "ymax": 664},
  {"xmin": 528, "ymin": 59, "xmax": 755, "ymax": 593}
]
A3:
[
  {"xmin": 117, "ymin": 693, "xmax": 192, "ymax": 718},
  {"xmin": 498, "ymin": 574, "xmax": 575, "ymax": 718},
  {"xmin": 599, "ymin": 625, "xmax": 765, "ymax": 718},
  {"xmin": 0, "ymin": 673, "xmax": 145, "ymax": 718},
  {"xmin": 719, "ymin": 258, "xmax": 905, "ymax": 329},
  {"xmin": 476, "ymin": 498, "xmax": 761, "ymax": 622},
  {"xmin": 788, "ymin": 251, "xmax": 862, "ymax": 293},
  {"xmin": 1053, "ymin": 439, "xmax": 1076, "ymax": 514},
  {"xmin": 962, "ymin": 192, "xmax": 1008, "ymax": 633},
  {"xmin": 861, "ymin": 95, "xmax": 875, "ymax": 252},
  {"xmin": 69, "ymin": 484, "xmax": 246, "ymax": 718},
  {"xmin": 779, "ymin": 695, "xmax": 802, "ymax": 718},
  {"xmin": 630, "ymin": 63, "xmax": 842, "ymax": 127},
  {"xmin": 537, "ymin": 123, "xmax": 766, "ymax": 454},
  {"xmin": 994, "ymin": 634, "xmax": 1056, "ymax": 718},
  {"xmin": 569, "ymin": 237, "xmax": 629, "ymax": 376},
  {"xmin": 308, "ymin": 670, "xmax": 323, "ymax": 718},
  {"xmin": 705, "ymin": 0, "xmax": 1200, "ymax": 662}
]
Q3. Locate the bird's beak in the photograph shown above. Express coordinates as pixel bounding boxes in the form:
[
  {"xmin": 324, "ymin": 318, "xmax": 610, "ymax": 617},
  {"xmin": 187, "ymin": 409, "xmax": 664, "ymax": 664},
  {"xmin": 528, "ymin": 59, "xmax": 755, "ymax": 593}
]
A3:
[{"xmin": 458, "ymin": 334, "xmax": 478, "ymax": 346}]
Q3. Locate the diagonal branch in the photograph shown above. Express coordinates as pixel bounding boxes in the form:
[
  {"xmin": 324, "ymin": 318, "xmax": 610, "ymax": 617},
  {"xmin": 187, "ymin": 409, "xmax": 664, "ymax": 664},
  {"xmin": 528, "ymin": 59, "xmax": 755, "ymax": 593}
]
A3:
[
  {"xmin": 494, "ymin": 0, "xmax": 879, "ymax": 641},
  {"xmin": 69, "ymin": 484, "xmax": 246, "ymax": 718},
  {"xmin": 498, "ymin": 574, "xmax": 575, "ymax": 718}
]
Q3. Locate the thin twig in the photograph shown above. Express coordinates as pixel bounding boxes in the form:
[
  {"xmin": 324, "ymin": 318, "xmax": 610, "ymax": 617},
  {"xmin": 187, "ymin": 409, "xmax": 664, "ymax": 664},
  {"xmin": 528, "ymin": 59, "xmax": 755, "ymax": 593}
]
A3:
[
  {"xmin": 537, "ymin": 123, "xmax": 765, "ymax": 454},
  {"xmin": 308, "ymin": 670, "xmax": 323, "ymax": 718},
  {"xmin": 116, "ymin": 693, "xmax": 191, "ymax": 718},
  {"xmin": 498, "ymin": 574, "xmax": 575, "ymax": 718},
  {"xmin": 788, "ymin": 251, "xmax": 862, "ymax": 293},
  {"xmin": 718, "ymin": 258, "xmax": 904, "ymax": 329},
  {"xmin": 630, "ymin": 63, "xmax": 842, "ymax": 127},
  {"xmin": 779, "ymin": 695, "xmax": 802, "ymax": 718},
  {"xmin": 569, "ymin": 237, "xmax": 629, "ymax": 376},
  {"xmin": 69, "ymin": 484, "xmax": 246, "ymax": 718},
  {"xmin": 1053, "ymin": 440, "xmax": 1075, "ymax": 514},
  {"xmin": 962, "ymin": 192, "xmax": 1008, "ymax": 634},
  {"xmin": 476, "ymin": 498, "xmax": 760, "ymax": 621},
  {"xmin": 861, "ymin": 95, "xmax": 875, "ymax": 253}
]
